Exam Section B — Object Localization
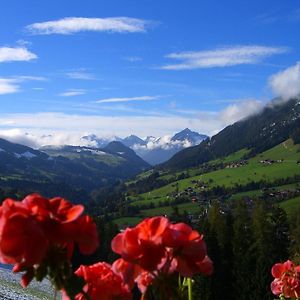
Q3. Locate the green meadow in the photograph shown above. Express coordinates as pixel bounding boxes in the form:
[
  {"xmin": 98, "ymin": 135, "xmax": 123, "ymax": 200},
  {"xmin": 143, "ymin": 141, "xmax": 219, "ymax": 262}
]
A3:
[
  {"xmin": 128, "ymin": 140, "xmax": 300, "ymax": 208},
  {"xmin": 114, "ymin": 140, "xmax": 300, "ymax": 226}
]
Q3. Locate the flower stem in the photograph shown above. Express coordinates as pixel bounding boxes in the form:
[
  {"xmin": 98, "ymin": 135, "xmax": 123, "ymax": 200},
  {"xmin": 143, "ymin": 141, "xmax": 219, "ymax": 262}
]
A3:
[
  {"xmin": 187, "ymin": 278, "xmax": 193, "ymax": 300},
  {"xmin": 53, "ymin": 289, "xmax": 56, "ymax": 300}
]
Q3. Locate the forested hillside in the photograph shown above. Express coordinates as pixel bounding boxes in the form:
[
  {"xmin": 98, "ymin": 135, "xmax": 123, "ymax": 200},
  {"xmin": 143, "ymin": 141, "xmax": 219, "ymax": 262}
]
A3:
[
  {"xmin": 162, "ymin": 98, "xmax": 300, "ymax": 170},
  {"xmin": 0, "ymin": 139, "xmax": 149, "ymax": 202}
]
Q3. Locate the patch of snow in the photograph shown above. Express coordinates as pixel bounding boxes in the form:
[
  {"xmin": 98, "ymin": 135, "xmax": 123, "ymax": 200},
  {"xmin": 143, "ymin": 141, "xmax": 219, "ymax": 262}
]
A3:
[
  {"xmin": 89, "ymin": 149, "xmax": 107, "ymax": 155},
  {"xmin": 80, "ymin": 148, "xmax": 107, "ymax": 155},
  {"xmin": 14, "ymin": 151, "xmax": 37, "ymax": 159},
  {"xmin": 22, "ymin": 151, "xmax": 37, "ymax": 159},
  {"xmin": 0, "ymin": 148, "xmax": 5, "ymax": 152}
]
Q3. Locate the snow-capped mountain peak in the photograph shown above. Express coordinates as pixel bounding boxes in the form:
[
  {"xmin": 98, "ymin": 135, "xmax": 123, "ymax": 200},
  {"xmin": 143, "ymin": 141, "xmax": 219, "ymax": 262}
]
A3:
[
  {"xmin": 76, "ymin": 129, "xmax": 208, "ymax": 165},
  {"xmin": 171, "ymin": 128, "xmax": 208, "ymax": 144},
  {"xmin": 122, "ymin": 135, "xmax": 147, "ymax": 148},
  {"xmin": 127, "ymin": 129, "xmax": 208, "ymax": 165},
  {"xmin": 144, "ymin": 136, "xmax": 157, "ymax": 143}
]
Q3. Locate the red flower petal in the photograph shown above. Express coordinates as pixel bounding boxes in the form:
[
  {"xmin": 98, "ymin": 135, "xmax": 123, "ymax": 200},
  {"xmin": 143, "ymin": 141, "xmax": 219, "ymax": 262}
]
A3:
[{"xmin": 272, "ymin": 263, "xmax": 286, "ymax": 278}]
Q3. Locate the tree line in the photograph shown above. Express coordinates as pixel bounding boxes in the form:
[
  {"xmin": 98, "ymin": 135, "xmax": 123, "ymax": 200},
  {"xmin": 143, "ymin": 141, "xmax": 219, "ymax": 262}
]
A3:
[{"xmin": 192, "ymin": 199, "xmax": 299, "ymax": 299}]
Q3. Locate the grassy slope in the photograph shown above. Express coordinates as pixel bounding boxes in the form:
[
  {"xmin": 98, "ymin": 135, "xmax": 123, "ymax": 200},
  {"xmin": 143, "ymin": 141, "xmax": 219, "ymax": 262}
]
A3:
[
  {"xmin": 141, "ymin": 202, "xmax": 201, "ymax": 216},
  {"xmin": 113, "ymin": 202, "xmax": 201, "ymax": 226},
  {"xmin": 280, "ymin": 196, "xmax": 300, "ymax": 216},
  {"xmin": 114, "ymin": 140, "xmax": 299, "ymax": 226},
  {"xmin": 44, "ymin": 149, "xmax": 124, "ymax": 166},
  {"xmin": 209, "ymin": 148, "xmax": 249, "ymax": 165},
  {"xmin": 129, "ymin": 140, "xmax": 300, "ymax": 207},
  {"xmin": 230, "ymin": 182, "xmax": 300, "ymax": 200}
]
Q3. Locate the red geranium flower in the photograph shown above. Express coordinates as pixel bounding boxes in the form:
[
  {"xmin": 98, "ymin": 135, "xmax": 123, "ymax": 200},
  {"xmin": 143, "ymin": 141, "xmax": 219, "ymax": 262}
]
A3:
[
  {"xmin": 137, "ymin": 216, "xmax": 169, "ymax": 245},
  {"xmin": 22, "ymin": 194, "xmax": 52, "ymax": 221},
  {"xmin": 111, "ymin": 217, "xmax": 169, "ymax": 271},
  {"xmin": 0, "ymin": 199, "xmax": 47, "ymax": 266},
  {"xmin": 48, "ymin": 196, "xmax": 84, "ymax": 223},
  {"xmin": 135, "ymin": 271, "xmax": 155, "ymax": 294},
  {"xmin": 24, "ymin": 194, "xmax": 99, "ymax": 256},
  {"xmin": 111, "ymin": 216, "xmax": 213, "ymax": 296},
  {"xmin": 63, "ymin": 262, "xmax": 132, "ymax": 300},
  {"xmin": 0, "ymin": 194, "xmax": 99, "ymax": 289},
  {"xmin": 112, "ymin": 258, "xmax": 141, "ymax": 289},
  {"xmin": 271, "ymin": 260, "xmax": 300, "ymax": 298},
  {"xmin": 73, "ymin": 215, "xmax": 99, "ymax": 255},
  {"xmin": 162, "ymin": 222, "xmax": 212, "ymax": 277}
]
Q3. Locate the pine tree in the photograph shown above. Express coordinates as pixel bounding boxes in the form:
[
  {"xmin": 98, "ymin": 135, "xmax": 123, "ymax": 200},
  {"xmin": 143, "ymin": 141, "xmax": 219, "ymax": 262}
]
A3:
[
  {"xmin": 194, "ymin": 207, "xmax": 213, "ymax": 300},
  {"xmin": 270, "ymin": 205, "xmax": 290, "ymax": 261},
  {"xmin": 232, "ymin": 199, "xmax": 255, "ymax": 300},
  {"xmin": 201, "ymin": 201, "xmax": 233, "ymax": 299},
  {"xmin": 289, "ymin": 206, "xmax": 300, "ymax": 263},
  {"xmin": 251, "ymin": 201, "xmax": 274, "ymax": 299}
]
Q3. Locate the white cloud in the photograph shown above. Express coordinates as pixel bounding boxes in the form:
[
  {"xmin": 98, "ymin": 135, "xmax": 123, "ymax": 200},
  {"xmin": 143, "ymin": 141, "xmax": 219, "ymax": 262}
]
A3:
[
  {"xmin": 16, "ymin": 39, "xmax": 32, "ymax": 47},
  {"xmin": 0, "ymin": 99, "xmax": 264, "ymax": 147},
  {"xmin": 95, "ymin": 96, "xmax": 160, "ymax": 104},
  {"xmin": 27, "ymin": 17, "xmax": 150, "ymax": 35},
  {"xmin": 161, "ymin": 45, "xmax": 288, "ymax": 70},
  {"xmin": 269, "ymin": 62, "xmax": 300, "ymax": 100},
  {"xmin": 0, "ymin": 129, "xmax": 38, "ymax": 148},
  {"xmin": 133, "ymin": 134, "xmax": 195, "ymax": 153},
  {"xmin": 59, "ymin": 89, "xmax": 86, "ymax": 97},
  {"xmin": 0, "ymin": 76, "xmax": 47, "ymax": 95},
  {"xmin": 0, "ymin": 78, "xmax": 20, "ymax": 95},
  {"xmin": 66, "ymin": 71, "xmax": 95, "ymax": 80},
  {"xmin": 0, "ymin": 47, "xmax": 37, "ymax": 63},
  {"xmin": 219, "ymin": 99, "xmax": 263, "ymax": 126},
  {"xmin": 13, "ymin": 75, "xmax": 46, "ymax": 81}
]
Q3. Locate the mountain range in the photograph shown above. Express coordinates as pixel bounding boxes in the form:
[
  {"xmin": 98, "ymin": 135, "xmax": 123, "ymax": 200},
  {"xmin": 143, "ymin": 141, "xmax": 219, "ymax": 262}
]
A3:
[
  {"xmin": 0, "ymin": 128, "xmax": 208, "ymax": 201},
  {"xmin": 80, "ymin": 128, "xmax": 208, "ymax": 165},
  {"xmin": 0, "ymin": 139, "xmax": 149, "ymax": 201},
  {"xmin": 1, "ymin": 97, "xmax": 299, "ymax": 204}
]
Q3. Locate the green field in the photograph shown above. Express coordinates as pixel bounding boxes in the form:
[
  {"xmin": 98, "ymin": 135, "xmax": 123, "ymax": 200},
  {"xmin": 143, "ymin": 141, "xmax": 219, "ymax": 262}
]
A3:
[
  {"xmin": 141, "ymin": 202, "xmax": 201, "ymax": 216},
  {"xmin": 129, "ymin": 140, "xmax": 300, "ymax": 207},
  {"xmin": 113, "ymin": 202, "xmax": 201, "ymax": 227},
  {"xmin": 280, "ymin": 196, "xmax": 300, "ymax": 216},
  {"xmin": 210, "ymin": 148, "xmax": 250, "ymax": 165},
  {"xmin": 114, "ymin": 140, "xmax": 300, "ymax": 226},
  {"xmin": 230, "ymin": 182, "xmax": 300, "ymax": 200}
]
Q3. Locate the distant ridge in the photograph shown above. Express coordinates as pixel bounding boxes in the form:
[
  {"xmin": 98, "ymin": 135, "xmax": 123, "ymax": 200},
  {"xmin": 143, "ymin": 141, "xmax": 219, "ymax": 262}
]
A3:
[
  {"xmin": 77, "ymin": 129, "xmax": 208, "ymax": 165},
  {"xmin": 0, "ymin": 138, "xmax": 149, "ymax": 201},
  {"xmin": 161, "ymin": 98, "xmax": 300, "ymax": 170}
]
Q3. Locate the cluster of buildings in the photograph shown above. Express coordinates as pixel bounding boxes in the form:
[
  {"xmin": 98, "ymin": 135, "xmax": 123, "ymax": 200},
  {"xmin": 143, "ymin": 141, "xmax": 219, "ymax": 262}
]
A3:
[
  {"xmin": 259, "ymin": 159, "xmax": 283, "ymax": 165},
  {"xmin": 225, "ymin": 160, "xmax": 248, "ymax": 169}
]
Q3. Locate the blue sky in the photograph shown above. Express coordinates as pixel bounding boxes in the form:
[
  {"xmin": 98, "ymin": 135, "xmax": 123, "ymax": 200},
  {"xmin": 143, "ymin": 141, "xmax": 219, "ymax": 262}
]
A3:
[{"xmin": 1, "ymin": 0, "xmax": 300, "ymax": 146}]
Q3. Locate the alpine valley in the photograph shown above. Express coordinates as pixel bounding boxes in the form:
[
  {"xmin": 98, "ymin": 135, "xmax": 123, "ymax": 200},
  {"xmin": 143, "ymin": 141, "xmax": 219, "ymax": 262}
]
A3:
[
  {"xmin": 0, "ymin": 139, "xmax": 149, "ymax": 202},
  {"xmin": 1, "ymin": 97, "xmax": 299, "ymax": 215},
  {"xmin": 102, "ymin": 97, "xmax": 300, "ymax": 225},
  {"xmin": 0, "ymin": 128, "xmax": 207, "ymax": 202}
]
